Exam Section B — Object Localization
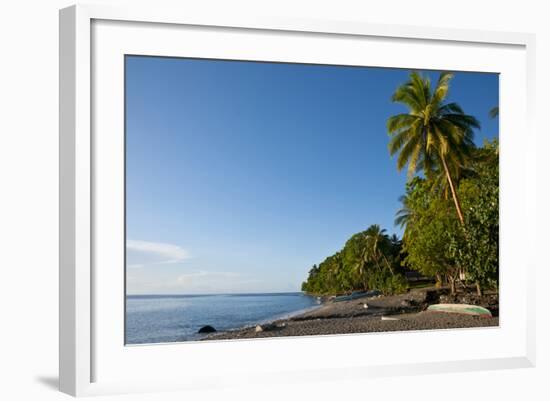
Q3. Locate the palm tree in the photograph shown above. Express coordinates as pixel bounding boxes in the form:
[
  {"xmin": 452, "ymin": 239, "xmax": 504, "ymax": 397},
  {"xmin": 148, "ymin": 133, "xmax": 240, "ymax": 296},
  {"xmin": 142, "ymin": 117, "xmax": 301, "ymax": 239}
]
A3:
[
  {"xmin": 394, "ymin": 195, "xmax": 412, "ymax": 230},
  {"xmin": 352, "ymin": 246, "xmax": 370, "ymax": 290},
  {"xmin": 389, "ymin": 234, "xmax": 401, "ymax": 248},
  {"xmin": 350, "ymin": 225, "xmax": 394, "ymax": 290},
  {"xmin": 364, "ymin": 225, "xmax": 393, "ymax": 274},
  {"xmin": 387, "ymin": 71, "xmax": 480, "ymax": 225}
]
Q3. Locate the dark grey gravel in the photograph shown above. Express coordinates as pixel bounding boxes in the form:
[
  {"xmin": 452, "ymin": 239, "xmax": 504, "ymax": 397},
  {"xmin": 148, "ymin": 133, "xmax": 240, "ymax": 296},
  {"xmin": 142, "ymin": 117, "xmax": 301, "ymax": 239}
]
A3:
[{"xmin": 203, "ymin": 288, "xmax": 498, "ymax": 341}]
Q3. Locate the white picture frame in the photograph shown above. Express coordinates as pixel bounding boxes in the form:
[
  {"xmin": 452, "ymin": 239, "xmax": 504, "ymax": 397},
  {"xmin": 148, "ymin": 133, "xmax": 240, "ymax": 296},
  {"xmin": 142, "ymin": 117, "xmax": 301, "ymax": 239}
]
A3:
[{"xmin": 59, "ymin": 3, "xmax": 536, "ymax": 397}]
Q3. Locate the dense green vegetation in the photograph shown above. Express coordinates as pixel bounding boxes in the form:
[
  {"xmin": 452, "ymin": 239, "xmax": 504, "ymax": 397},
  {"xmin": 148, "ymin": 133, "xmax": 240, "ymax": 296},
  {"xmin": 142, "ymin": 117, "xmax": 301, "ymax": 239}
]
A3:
[
  {"xmin": 401, "ymin": 140, "xmax": 498, "ymax": 295},
  {"xmin": 301, "ymin": 225, "xmax": 408, "ymax": 295},
  {"xmin": 302, "ymin": 72, "xmax": 499, "ymax": 296}
]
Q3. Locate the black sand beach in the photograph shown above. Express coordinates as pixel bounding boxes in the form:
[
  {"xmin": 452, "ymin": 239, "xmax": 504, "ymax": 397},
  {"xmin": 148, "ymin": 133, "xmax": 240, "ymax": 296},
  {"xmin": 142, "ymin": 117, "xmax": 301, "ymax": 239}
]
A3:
[{"xmin": 202, "ymin": 288, "xmax": 499, "ymax": 341}]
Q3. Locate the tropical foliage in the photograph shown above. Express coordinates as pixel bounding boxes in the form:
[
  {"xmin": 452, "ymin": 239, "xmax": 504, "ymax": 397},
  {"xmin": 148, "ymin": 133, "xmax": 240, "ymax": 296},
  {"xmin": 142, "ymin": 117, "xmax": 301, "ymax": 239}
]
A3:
[
  {"xmin": 400, "ymin": 140, "xmax": 499, "ymax": 294},
  {"xmin": 301, "ymin": 224, "xmax": 407, "ymax": 295},
  {"xmin": 302, "ymin": 71, "xmax": 498, "ymax": 297},
  {"xmin": 453, "ymin": 140, "xmax": 499, "ymax": 290},
  {"xmin": 389, "ymin": 72, "xmax": 498, "ymax": 295},
  {"xmin": 387, "ymin": 71, "xmax": 480, "ymax": 225}
]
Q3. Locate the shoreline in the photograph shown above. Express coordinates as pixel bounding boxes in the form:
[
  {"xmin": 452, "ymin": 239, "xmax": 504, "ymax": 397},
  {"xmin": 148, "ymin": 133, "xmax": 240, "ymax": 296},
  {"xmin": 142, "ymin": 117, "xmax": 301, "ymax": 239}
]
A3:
[
  {"xmin": 253, "ymin": 301, "xmax": 324, "ymax": 326},
  {"xmin": 202, "ymin": 288, "xmax": 499, "ymax": 341}
]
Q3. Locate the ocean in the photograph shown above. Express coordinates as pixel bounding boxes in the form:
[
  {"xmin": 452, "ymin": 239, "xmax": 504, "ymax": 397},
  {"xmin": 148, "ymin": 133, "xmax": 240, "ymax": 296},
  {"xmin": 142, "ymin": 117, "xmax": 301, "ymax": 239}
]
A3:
[{"xmin": 126, "ymin": 292, "xmax": 320, "ymax": 344}]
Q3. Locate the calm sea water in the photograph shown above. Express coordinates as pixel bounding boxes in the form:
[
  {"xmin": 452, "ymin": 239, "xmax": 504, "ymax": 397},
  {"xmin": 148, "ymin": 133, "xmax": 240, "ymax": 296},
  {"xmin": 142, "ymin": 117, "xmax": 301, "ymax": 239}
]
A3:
[{"xmin": 126, "ymin": 292, "xmax": 320, "ymax": 344}]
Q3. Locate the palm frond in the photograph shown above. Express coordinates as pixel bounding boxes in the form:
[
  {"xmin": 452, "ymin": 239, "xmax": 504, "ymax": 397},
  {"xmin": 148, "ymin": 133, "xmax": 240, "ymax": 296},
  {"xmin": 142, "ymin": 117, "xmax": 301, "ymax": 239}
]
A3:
[
  {"xmin": 387, "ymin": 70, "xmax": 480, "ymax": 192},
  {"xmin": 395, "ymin": 128, "xmax": 421, "ymax": 172},
  {"xmin": 439, "ymin": 102, "xmax": 464, "ymax": 115},
  {"xmin": 409, "ymin": 72, "xmax": 430, "ymax": 108},
  {"xmin": 388, "ymin": 128, "xmax": 410, "ymax": 156},
  {"xmin": 431, "ymin": 72, "xmax": 453, "ymax": 106},
  {"xmin": 388, "ymin": 118, "xmax": 421, "ymax": 155},
  {"xmin": 440, "ymin": 113, "xmax": 481, "ymax": 130},
  {"xmin": 387, "ymin": 113, "xmax": 419, "ymax": 133},
  {"xmin": 391, "ymin": 85, "xmax": 423, "ymax": 111},
  {"xmin": 394, "ymin": 195, "xmax": 412, "ymax": 228},
  {"xmin": 406, "ymin": 141, "xmax": 423, "ymax": 178}
]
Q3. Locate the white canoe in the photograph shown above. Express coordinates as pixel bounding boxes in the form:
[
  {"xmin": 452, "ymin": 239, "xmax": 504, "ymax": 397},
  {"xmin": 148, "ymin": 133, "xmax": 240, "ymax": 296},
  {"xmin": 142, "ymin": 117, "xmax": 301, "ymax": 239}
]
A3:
[{"xmin": 427, "ymin": 303, "xmax": 492, "ymax": 318}]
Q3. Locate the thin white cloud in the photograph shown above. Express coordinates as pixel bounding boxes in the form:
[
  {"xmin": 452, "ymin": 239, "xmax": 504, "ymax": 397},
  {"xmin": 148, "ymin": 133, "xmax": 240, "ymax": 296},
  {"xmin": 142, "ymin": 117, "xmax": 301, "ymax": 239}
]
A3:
[
  {"xmin": 126, "ymin": 239, "xmax": 190, "ymax": 268},
  {"xmin": 149, "ymin": 270, "xmax": 264, "ymax": 293},
  {"xmin": 126, "ymin": 267, "xmax": 268, "ymax": 294},
  {"xmin": 176, "ymin": 270, "xmax": 240, "ymax": 283}
]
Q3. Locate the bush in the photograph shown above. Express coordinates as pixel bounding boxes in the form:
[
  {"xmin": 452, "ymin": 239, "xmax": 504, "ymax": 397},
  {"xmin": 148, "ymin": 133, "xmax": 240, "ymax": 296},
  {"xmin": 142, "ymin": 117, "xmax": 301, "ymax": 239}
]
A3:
[{"xmin": 367, "ymin": 269, "xmax": 408, "ymax": 295}]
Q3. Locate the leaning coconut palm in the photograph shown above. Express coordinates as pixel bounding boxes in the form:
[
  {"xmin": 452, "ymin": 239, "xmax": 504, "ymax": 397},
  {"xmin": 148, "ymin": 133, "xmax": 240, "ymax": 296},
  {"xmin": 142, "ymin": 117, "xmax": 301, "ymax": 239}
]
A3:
[
  {"xmin": 387, "ymin": 71, "xmax": 480, "ymax": 225},
  {"xmin": 426, "ymin": 160, "xmax": 477, "ymax": 201}
]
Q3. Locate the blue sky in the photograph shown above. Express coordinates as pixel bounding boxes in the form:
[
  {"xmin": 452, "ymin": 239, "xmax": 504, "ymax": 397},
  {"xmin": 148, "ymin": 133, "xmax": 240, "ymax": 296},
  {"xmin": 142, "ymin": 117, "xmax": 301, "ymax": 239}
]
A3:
[{"xmin": 125, "ymin": 56, "xmax": 499, "ymax": 295}]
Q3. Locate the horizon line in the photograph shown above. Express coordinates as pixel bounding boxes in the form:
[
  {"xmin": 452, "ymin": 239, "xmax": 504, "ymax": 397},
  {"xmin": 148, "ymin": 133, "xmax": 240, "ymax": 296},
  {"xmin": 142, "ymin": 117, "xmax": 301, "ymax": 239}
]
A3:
[{"xmin": 126, "ymin": 290, "xmax": 306, "ymax": 297}]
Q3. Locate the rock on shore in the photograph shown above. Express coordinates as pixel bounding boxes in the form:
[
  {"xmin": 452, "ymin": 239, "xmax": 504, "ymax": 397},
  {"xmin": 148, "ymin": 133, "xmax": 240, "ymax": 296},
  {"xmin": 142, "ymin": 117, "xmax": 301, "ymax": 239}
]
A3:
[{"xmin": 198, "ymin": 325, "xmax": 217, "ymax": 334}]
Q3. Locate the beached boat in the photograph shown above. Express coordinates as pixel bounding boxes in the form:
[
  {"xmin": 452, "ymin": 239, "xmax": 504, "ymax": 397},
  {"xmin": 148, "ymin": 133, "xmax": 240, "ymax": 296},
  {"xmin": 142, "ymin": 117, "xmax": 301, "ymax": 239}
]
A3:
[
  {"xmin": 427, "ymin": 303, "xmax": 492, "ymax": 317},
  {"xmin": 333, "ymin": 290, "xmax": 380, "ymax": 302}
]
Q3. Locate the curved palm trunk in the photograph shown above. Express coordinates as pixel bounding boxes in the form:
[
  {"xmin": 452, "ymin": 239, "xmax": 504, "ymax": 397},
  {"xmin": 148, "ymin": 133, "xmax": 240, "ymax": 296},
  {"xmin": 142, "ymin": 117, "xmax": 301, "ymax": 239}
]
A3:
[
  {"xmin": 440, "ymin": 156, "xmax": 484, "ymax": 295},
  {"xmin": 381, "ymin": 252, "xmax": 394, "ymax": 275},
  {"xmin": 440, "ymin": 155, "xmax": 465, "ymax": 226},
  {"xmin": 440, "ymin": 156, "xmax": 464, "ymax": 296}
]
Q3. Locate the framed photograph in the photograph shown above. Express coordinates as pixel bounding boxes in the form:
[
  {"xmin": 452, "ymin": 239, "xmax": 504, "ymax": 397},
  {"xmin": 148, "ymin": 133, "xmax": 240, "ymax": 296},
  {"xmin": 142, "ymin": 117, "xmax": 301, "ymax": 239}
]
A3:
[{"xmin": 59, "ymin": 4, "xmax": 536, "ymax": 396}]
